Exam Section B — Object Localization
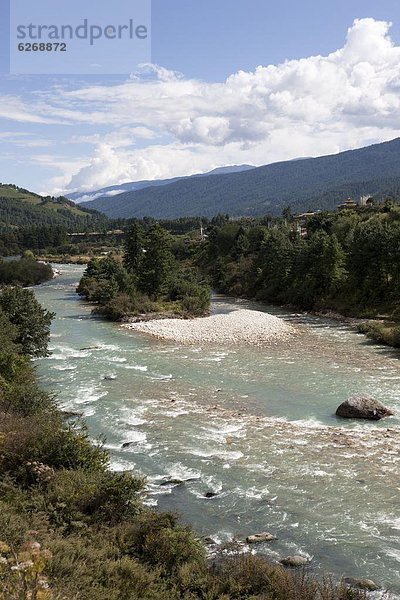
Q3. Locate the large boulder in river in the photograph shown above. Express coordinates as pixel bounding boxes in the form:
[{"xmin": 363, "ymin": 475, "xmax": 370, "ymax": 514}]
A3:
[
  {"xmin": 280, "ymin": 555, "xmax": 309, "ymax": 567},
  {"xmin": 246, "ymin": 532, "xmax": 277, "ymax": 544},
  {"xmin": 342, "ymin": 577, "xmax": 380, "ymax": 591},
  {"xmin": 336, "ymin": 395, "xmax": 394, "ymax": 421}
]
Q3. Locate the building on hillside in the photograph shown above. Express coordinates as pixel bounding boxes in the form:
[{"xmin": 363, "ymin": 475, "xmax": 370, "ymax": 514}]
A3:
[
  {"xmin": 337, "ymin": 198, "xmax": 358, "ymax": 211},
  {"xmin": 293, "ymin": 211, "xmax": 320, "ymax": 237}
]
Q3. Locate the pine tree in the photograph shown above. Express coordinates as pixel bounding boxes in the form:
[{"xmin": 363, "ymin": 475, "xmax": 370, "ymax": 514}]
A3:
[
  {"xmin": 139, "ymin": 223, "xmax": 174, "ymax": 298},
  {"xmin": 0, "ymin": 287, "xmax": 54, "ymax": 357},
  {"xmin": 124, "ymin": 222, "xmax": 145, "ymax": 278}
]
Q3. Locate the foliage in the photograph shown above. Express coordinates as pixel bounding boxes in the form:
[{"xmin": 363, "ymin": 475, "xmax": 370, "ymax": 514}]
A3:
[
  {"xmin": 78, "ymin": 224, "xmax": 211, "ymax": 320},
  {"xmin": 139, "ymin": 223, "xmax": 175, "ymax": 298},
  {"xmin": 357, "ymin": 321, "xmax": 400, "ymax": 348},
  {"xmin": 0, "ymin": 287, "xmax": 55, "ymax": 357},
  {"xmin": 200, "ymin": 208, "xmax": 400, "ymax": 324},
  {"xmin": 0, "ymin": 258, "xmax": 53, "ymax": 286},
  {"xmin": 123, "ymin": 222, "xmax": 145, "ymax": 278},
  {"xmin": 167, "ymin": 270, "xmax": 211, "ymax": 317},
  {"xmin": 0, "ymin": 538, "xmax": 53, "ymax": 600}
]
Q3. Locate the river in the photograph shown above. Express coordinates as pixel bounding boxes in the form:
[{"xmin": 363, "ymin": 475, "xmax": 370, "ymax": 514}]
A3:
[{"xmin": 34, "ymin": 264, "xmax": 400, "ymax": 595}]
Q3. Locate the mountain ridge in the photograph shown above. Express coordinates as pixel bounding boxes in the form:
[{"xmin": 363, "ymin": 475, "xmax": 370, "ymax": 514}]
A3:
[
  {"xmin": 68, "ymin": 165, "xmax": 255, "ymax": 204},
  {"xmin": 77, "ymin": 138, "xmax": 400, "ymax": 219}
]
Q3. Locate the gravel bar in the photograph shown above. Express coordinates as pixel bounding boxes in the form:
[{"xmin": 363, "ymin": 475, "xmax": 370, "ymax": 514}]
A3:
[{"xmin": 122, "ymin": 309, "xmax": 296, "ymax": 347}]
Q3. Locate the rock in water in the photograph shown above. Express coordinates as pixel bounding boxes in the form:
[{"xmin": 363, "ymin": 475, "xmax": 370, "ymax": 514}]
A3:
[
  {"xmin": 343, "ymin": 577, "xmax": 379, "ymax": 591},
  {"xmin": 121, "ymin": 441, "xmax": 137, "ymax": 449},
  {"xmin": 202, "ymin": 537, "xmax": 216, "ymax": 545},
  {"xmin": 336, "ymin": 395, "xmax": 394, "ymax": 420},
  {"xmin": 246, "ymin": 532, "xmax": 277, "ymax": 544},
  {"xmin": 159, "ymin": 478, "xmax": 184, "ymax": 487},
  {"xmin": 280, "ymin": 556, "xmax": 309, "ymax": 567}
]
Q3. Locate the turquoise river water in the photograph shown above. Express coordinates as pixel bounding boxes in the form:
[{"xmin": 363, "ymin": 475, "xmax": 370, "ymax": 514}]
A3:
[{"xmin": 34, "ymin": 264, "xmax": 400, "ymax": 596}]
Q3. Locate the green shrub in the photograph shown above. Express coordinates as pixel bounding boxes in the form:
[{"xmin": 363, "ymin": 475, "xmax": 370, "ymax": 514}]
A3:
[
  {"xmin": 46, "ymin": 533, "xmax": 177, "ymax": 600},
  {"xmin": 0, "ymin": 414, "xmax": 108, "ymax": 484},
  {"xmin": 44, "ymin": 469, "xmax": 144, "ymax": 528},
  {"xmin": 0, "ymin": 356, "xmax": 53, "ymax": 416},
  {"xmin": 0, "ymin": 258, "xmax": 53, "ymax": 287},
  {"xmin": 0, "ymin": 287, "xmax": 54, "ymax": 358},
  {"xmin": 167, "ymin": 273, "xmax": 211, "ymax": 317},
  {"xmin": 98, "ymin": 292, "xmax": 157, "ymax": 321},
  {"xmin": 180, "ymin": 292, "xmax": 210, "ymax": 316},
  {"xmin": 141, "ymin": 526, "xmax": 205, "ymax": 575}
]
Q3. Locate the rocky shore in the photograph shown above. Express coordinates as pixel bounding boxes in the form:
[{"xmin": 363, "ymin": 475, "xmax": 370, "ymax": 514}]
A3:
[{"xmin": 122, "ymin": 308, "xmax": 295, "ymax": 346}]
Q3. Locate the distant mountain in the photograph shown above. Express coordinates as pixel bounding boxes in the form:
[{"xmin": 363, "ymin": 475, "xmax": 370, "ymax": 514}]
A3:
[
  {"xmin": 69, "ymin": 165, "xmax": 255, "ymax": 205},
  {"xmin": 77, "ymin": 139, "xmax": 400, "ymax": 219},
  {"xmin": 0, "ymin": 184, "xmax": 106, "ymax": 230}
]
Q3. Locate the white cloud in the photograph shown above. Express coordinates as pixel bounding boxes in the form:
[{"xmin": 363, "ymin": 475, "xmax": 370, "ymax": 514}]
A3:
[
  {"xmin": 2, "ymin": 17, "xmax": 400, "ymax": 194},
  {"xmin": 0, "ymin": 97, "xmax": 62, "ymax": 125}
]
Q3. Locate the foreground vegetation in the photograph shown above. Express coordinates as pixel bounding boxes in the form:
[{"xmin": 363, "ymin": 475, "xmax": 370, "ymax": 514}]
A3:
[
  {"xmin": 77, "ymin": 222, "xmax": 211, "ymax": 320},
  {"xmin": 0, "ymin": 284, "xmax": 369, "ymax": 598}
]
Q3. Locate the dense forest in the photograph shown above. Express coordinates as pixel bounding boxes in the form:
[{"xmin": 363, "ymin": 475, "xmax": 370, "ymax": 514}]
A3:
[
  {"xmin": 197, "ymin": 204, "xmax": 400, "ymax": 346},
  {"xmin": 0, "ymin": 225, "xmax": 71, "ymax": 257},
  {"xmin": 0, "ymin": 271, "xmax": 367, "ymax": 599},
  {"xmin": 68, "ymin": 202, "xmax": 400, "ymax": 347}
]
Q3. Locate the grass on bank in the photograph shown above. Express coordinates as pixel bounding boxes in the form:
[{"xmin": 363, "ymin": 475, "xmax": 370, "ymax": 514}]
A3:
[{"xmin": 357, "ymin": 320, "xmax": 400, "ymax": 348}]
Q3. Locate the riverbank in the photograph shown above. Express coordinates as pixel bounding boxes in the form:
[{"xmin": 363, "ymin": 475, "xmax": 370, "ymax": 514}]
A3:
[
  {"xmin": 38, "ymin": 253, "xmax": 400, "ymax": 350},
  {"xmin": 122, "ymin": 308, "xmax": 296, "ymax": 347},
  {"xmin": 36, "ymin": 253, "xmax": 93, "ymax": 264}
]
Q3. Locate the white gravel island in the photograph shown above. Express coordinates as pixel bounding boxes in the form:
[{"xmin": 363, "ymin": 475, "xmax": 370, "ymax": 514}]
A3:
[{"xmin": 122, "ymin": 309, "xmax": 296, "ymax": 347}]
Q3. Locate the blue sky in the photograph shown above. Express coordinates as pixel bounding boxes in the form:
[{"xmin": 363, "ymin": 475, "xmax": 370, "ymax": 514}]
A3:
[
  {"xmin": 1, "ymin": 0, "xmax": 400, "ymax": 196},
  {"xmin": 153, "ymin": 0, "xmax": 400, "ymax": 80}
]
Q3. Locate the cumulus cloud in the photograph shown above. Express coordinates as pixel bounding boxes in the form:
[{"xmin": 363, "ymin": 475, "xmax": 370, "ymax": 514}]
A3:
[{"xmin": 2, "ymin": 17, "xmax": 400, "ymax": 194}]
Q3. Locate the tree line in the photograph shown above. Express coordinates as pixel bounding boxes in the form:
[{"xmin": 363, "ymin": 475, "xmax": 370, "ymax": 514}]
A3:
[
  {"xmin": 0, "ymin": 225, "xmax": 69, "ymax": 256},
  {"xmin": 198, "ymin": 205, "xmax": 400, "ymax": 324}
]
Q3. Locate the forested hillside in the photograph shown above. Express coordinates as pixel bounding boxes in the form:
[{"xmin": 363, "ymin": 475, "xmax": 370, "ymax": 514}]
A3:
[
  {"xmin": 79, "ymin": 138, "xmax": 400, "ymax": 219},
  {"xmin": 0, "ymin": 184, "xmax": 107, "ymax": 230},
  {"xmin": 69, "ymin": 165, "xmax": 254, "ymax": 205}
]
